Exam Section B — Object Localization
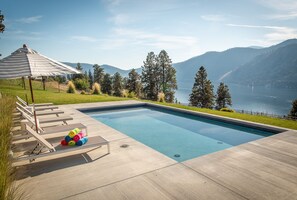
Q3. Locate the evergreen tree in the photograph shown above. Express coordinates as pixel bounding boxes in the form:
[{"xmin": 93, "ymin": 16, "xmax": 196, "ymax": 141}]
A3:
[
  {"xmin": 157, "ymin": 50, "xmax": 177, "ymax": 102},
  {"xmin": 101, "ymin": 73, "xmax": 112, "ymax": 95},
  {"xmin": 127, "ymin": 69, "xmax": 142, "ymax": 97},
  {"xmin": 93, "ymin": 64, "xmax": 104, "ymax": 84},
  {"xmin": 0, "ymin": 10, "xmax": 5, "ymax": 33},
  {"xmin": 0, "ymin": 11, "xmax": 5, "ymax": 57},
  {"xmin": 112, "ymin": 72, "xmax": 123, "ymax": 97},
  {"xmin": 189, "ymin": 66, "xmax": 214, "ymax": 108},
  {"xmin": 289, "ymin": 99, "xmax": 297, "ymax": 117},
  {"xmin": 72, "ymin": 63, "xmax": 84, "ymax": 79},
  {"xmin": 88, "ymin": 69, "xmax": 93, "ymax": 89},
  {"xmin": 122, "ymin": 77, "xmax": 128, "ymax": 89},
  {"xmin": 84, "ymin": 71, "xmax": 88, "ymax": 79},
  {"xmin": 216, "ymin": 82, "xmax": 232, "ymax": 110},
  {"xmin": 142, "ymin": 52, "xmax": 158, "ymax": 100}
]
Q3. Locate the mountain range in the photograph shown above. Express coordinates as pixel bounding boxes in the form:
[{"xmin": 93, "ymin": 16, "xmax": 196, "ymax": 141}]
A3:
[
  {"xmin": 63, "ymin": 62, "xmax": 141, "ymax": 77},
  {"xmin": 64, "ymin": 38, "xmax": 297, "ymax": 89}
]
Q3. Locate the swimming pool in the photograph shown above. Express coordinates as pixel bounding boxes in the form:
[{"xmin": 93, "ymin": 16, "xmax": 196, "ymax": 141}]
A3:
[{"xmin": 83, "ymin": 105, "xmax": 279, "ymax": 162}]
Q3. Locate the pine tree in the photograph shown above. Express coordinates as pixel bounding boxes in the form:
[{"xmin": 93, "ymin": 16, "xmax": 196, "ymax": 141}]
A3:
[
  {"xmin": 127, "ymin": 69, "xmax": 142, "ymax": 97},
  {"xmin": 72, "ymin": 63, "xmax": 84, "ymax": 79},
  {"xmin": 93, "ymin": 64, "xmax": 105, "ymax": 84},
  {"xmin": 101, "ymin": 73, "xmax": 112, "ymax": 95},
  {"xmin": 113, "ymin": 72, "xmax": 123, "ymax": 97},
  {"xmin": 88, "ymin": 69, "xmax": 93, "ymax": 89},
  {"xmin": 189, "ymin": 66, "xmax": 214, "ymax": 108},
  {"xmin": 142, "ymin": 52, "xmax": 158, "ymax": 100},
  {"xmin": 157, "ymin": 50, "xmax": 177, "ymax": 103},
  {"xmin": 0, "ymin": 11, "xmax": 5, "ymax": 57},
  {"xmin": 216, "ymin": 82, "xmax": 232, "ymax": 110},
  {"xmin": 122, "ymin": 77, "xmax": 128, "ymax": 89},
  {"xmin": 0, "ymin": 10, "xmax": 5, "ymax": 33},
  {"xmin": 289, "ymin": 99, "xmax": 297, "ymax": 118}
]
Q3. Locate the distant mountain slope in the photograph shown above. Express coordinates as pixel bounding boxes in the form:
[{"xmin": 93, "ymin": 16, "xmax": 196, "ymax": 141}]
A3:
[
  {"xmin": 63, "ymin": 62, "xmax": 141, "ymax": 77},
  {"xmin": 63, "ymin": 39, "xmax": 297, "ymax": 89},
  {"xmin": 223, "ymin": 43, "xmax": 297, "ymax": 88},
  {"xmin": 173, "ymin": 47, "xmax": 265, "ymax": 89},
  {"xmin": 173, "ymin": 38, "xmax": 297, "ymax": 89}
]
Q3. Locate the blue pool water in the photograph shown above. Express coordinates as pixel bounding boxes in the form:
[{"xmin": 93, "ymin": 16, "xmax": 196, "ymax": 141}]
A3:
[{"xmin": 85, "ymin": 106, "xmax": 276, "ymax": 162}]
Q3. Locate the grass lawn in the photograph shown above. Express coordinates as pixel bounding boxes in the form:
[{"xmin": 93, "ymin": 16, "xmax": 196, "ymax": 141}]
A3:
[
  {"xmin": 1, "ymin": 79, "xmax": 296, "ymax": 130},
  {"xmin": 151, "ymin": 102, "xmax": 297, "ymax": 130},
  {"xmin": 0, "ymin": 79, "xmax": 128, "ymax": 104}
]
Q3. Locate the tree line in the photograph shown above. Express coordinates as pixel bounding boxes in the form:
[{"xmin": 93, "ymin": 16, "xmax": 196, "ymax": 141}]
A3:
[{"xmin": 49, "ymin": 52, "xmax": 297, "ymax": 117}]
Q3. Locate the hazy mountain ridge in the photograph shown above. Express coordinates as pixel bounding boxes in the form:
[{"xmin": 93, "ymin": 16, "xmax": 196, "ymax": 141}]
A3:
[
  {"xmin": 223, "ymin": 43, "xmax": 297, "ymax": 88},
  {"xmin": 174, "ymin": 38, "xmax": 297, "ymax": 89},
  {"xmin": 64, "ymin": 39, "xmax": 297, "ymax": 89},
  {"xmin": 63, "ymin": 62, "xmax": 141, "ymax": 77}
]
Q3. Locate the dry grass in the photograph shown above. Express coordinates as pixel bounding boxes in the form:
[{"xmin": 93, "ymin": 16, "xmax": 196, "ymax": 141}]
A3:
[{"xmin": 0, "ymin": 95, "xmax": 26, "ymax": 200}]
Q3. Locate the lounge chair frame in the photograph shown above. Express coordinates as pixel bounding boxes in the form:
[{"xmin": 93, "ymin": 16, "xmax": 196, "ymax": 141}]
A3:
[{"xmin": 14, "ymin": 125, "xmax": 110, "ymax": 162}]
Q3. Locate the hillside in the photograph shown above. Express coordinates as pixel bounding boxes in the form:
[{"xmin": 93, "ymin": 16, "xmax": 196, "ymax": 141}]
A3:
[
  {"xmin": 223, "ymin": 43, "xmax": 297, "ymax": 88},
  {"xmin": 173, "ymin": 47, "xmax": 264, "ymax": 89},
  {"xmin": 173, "ymin": 38, "xmax": 297, "ymax": 89}
]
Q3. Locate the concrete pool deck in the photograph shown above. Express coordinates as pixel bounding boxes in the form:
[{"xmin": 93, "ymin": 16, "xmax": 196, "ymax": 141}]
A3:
[{"xmin": 15, "ymin": 101, "xmax": 297, "ymax": 200}]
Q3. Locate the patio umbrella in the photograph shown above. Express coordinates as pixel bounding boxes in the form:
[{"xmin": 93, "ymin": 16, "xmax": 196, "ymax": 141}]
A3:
[{"xmin": 0, "ymin": 44, "xmax": 81, "ymax": 132}]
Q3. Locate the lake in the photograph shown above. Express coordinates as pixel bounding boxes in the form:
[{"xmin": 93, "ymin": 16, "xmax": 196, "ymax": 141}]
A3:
[{"xmin": 175, "ymin": 83, "xmax": 297, "ymax": 116}]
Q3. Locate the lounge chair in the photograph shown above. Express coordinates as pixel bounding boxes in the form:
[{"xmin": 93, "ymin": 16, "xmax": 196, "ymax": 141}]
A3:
[
  {"xmin": 17, "ymin": 96, "xmax": 54, "ymax": 107},
  {"xmin": 14, "ymin": 124, "xmax": 110, "ymax": 162},
  {"xmin": 16, "ymin": 102, "xmax": 64, "ymax": 116},
  {"xmin": 14, "ymin": 108, "xmax": 87, "ymax": 140},
  {"xmin": 17, "ymin": 96, "xmax": 58, "ymax": 111},
  {"xmin": 17, "ymin": 107, "xmax": 73, "ymax": 125}
]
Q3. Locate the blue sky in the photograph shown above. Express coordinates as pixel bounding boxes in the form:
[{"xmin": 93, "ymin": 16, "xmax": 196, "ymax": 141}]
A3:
[{"xmin": 1, "ymin": 0, "xmax": 297, "ymax": 69}]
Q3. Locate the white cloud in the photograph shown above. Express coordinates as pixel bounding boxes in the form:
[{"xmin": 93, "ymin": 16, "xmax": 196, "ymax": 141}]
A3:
[
  {"xmin": 257, "ymin": 0, "xmax": 297, "ymax": 20},
  {"xmin": 16, "ymin": 16, "xmax": 42, "ymax": 24},
  {"xmin": 256, "ymin": 0, "xmax": 297, "ymax": 11},
  {"xmin": 109, "ymin": 14, "xmax": 132, "ymax": 25},
  {"xmin": 226, "ymin": 24, "xmax": 285, "ymax": 30},
  {"xmin": 4, "ymin": 30, "xmax": 41, "ymax": 41},
  {"xmin": 201, "ymin": 15, "xmax": 225, "ymax": 22},
  {"xmin": 71, "ymin": 36, "xmax": 98, "ymax": 42},
  {"xmin": 113, "ymin": 28, "xmax": 199, "ymax": 49},
  {"xmin": 227, "ymin": 23, "xmax": 297, "ymax": 45},
  {"xmin": 267, "ymin": 12, "xmax": 297, "ymax": 20},
  {"xmin": 106, "ymin": 0, "xmax": 122, "ymax": 7}
]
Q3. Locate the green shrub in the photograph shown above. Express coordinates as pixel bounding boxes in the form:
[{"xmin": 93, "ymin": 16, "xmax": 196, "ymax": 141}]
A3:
[
  {"xmin": 67, "ymin": 81, "xmax": 76, "ymax": 93},
  {"xmin": 92, "ymin": 83, "xmax": 101, "ymax": 95},
  {"xmin": 220, "ymin": 107, "xmax": 235, "ymax": 112},
  {"xmin": 73, "ymin": 78, "xmax": 89, "ymax": 90},
  {"xmin": 157, "ymin": 92, "xmax": 165, "ymax": 102},
  {"xmin": 128, "ymin": 91, "xmax": 136, "ymax": 98},
  {"xmin": 121, "ymin": 89, "xmax": 128, "ymax": 98}
]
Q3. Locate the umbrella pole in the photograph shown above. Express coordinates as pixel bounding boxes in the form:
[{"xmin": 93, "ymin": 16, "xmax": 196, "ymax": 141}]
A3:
[
  {"xmin": 22, "ymin": 77, "xmax": 26, "ymax": 90},
  {"xmin": 29, "ymin": 77, "xmax": 39, "ymax": 133}
]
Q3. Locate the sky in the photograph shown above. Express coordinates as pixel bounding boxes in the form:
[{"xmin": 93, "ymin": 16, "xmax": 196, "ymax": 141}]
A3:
[{"xmin": 1, "ymin": 0, "xmax": 297, "ymax": 70}]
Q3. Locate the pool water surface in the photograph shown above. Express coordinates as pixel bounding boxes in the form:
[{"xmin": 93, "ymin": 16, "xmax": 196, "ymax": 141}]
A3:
[{"xmin": 85, "ymin": 106, "xmax": 275, "ymax": 162}]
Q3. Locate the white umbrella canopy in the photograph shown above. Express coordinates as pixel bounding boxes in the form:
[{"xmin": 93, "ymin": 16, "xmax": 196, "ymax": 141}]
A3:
[
  {"xmin": 0, "ymin": 44, "xmax": 81, "ymax": 132},
  {"xmin": 0, "ymin": 44, "xmax": 81, "ymax": 78}
]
